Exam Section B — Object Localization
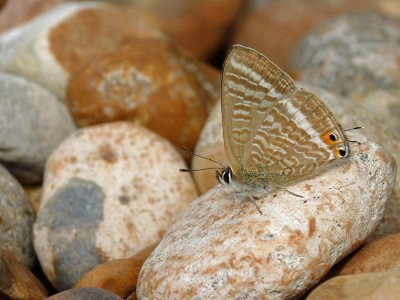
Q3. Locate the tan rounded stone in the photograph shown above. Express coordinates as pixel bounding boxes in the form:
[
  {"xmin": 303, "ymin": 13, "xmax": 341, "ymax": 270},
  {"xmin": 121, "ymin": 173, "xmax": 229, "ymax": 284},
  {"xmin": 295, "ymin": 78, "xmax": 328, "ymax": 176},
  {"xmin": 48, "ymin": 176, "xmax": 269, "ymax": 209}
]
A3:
[
  {"xmin": 137, "ymin": 133, "xmax": 396, "ymax": 299},
  {"xmin": 75, "ymin": 243, "xmax": 157, "ymax": 298},
  {"xmin": 34, "ymin": 122, "xmax": 198, "ymax": 290},
  {"xmin": 337, "ymin": 233, "xmax": 400, "ymax": 275},
  {"xmin": 0, "ymin": 248, "xmax": 48, "ymax": 299},
  {"xmin": 66, "ymin": 39, "xmax": 219, "ymax": 151},
  {"xmin": 307, "ymin": 271, "xmax": 400, "ymax": 300}
]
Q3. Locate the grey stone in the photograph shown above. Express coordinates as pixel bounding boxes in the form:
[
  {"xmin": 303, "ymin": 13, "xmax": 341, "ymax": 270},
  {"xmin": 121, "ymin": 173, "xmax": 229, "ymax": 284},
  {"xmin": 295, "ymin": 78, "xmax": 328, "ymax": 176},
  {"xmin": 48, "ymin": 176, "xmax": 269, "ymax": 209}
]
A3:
[
  {"xmin": 0, "ymin": 72, "xmax": 76, "ymax": 184},
  {"xmin": 0, "ymin": 163, "xmax": 35, "ymax": 268}
]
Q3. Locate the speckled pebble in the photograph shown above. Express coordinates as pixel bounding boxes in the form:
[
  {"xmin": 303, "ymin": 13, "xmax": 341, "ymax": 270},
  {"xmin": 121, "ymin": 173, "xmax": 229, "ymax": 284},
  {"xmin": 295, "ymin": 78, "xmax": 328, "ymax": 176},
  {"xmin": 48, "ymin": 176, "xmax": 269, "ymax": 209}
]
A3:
[
  {"xmin": 0, "ymin": 163, "xmax": 35, "ymax": 268},
  {"xmin": 307, "ymin": 271, "xmax": 400, "ymax": 300},
  {"xmin": 46, "ymin": 287, "xmax": 123, "ymax": 300},
  {"xmin": 0, "ymin": 2, "xmax": 165, "ymax": 98},
  {"xmin": 34, "ymin": 122, "xmax": 198, "ymax": 290},
  {"xmin": 137, "ymin": 134, "xmax": 396, "ymax": 299},
  {"xmin": 0, "ymin": 248, "xmax": 48, "ymax": 299},
  {"xmin": 0, "ymin": 72, "xmax": 75, "ymax": 184}
]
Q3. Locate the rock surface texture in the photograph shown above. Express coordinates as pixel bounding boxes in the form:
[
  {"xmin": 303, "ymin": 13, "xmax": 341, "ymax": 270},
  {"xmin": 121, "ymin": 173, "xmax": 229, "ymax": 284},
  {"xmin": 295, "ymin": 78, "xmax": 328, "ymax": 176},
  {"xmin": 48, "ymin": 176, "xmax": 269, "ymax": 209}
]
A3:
[{"xmin": 137, "ymin": 134, "xmax": 396, "ymax": 299}]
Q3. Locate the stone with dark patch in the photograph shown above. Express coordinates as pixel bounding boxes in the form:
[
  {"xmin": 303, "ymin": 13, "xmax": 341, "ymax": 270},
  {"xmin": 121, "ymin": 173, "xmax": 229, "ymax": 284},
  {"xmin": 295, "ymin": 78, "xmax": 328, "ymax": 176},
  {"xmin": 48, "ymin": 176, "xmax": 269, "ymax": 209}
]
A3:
[{"xmin": 34, "ymin": 177, "xmax": 105, "ymax": 290}]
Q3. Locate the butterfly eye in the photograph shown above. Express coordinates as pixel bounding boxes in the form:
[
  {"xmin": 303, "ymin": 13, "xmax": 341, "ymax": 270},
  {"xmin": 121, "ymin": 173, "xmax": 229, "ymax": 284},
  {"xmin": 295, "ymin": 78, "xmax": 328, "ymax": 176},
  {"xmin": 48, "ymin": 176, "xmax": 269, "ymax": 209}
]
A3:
[
  {"xmin": 222, "ymin": 168, "xmax": 232, "ymax": 184},
  {"xmin": 329, "ymin": 133, "xmax": 338, "ymax": 142}
]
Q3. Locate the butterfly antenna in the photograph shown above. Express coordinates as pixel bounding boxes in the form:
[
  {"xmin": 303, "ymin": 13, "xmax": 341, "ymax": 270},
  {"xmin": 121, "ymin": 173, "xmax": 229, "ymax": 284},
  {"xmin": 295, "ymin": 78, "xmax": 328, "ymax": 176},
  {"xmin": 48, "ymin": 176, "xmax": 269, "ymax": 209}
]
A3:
[
  {"xmin": 345, "ymin": 126, "xmax": 363, "ymax": 132},
  {"xmin": 179, "ymin": 147, "xmax": 225, "ymax": 168},
  {"xmin": 179, "ymin": 167, "xmax": 224, "ymax": 173},
  {"xmin": 344, "ymin": 127, "xmax": 363, "ymax": 145}
]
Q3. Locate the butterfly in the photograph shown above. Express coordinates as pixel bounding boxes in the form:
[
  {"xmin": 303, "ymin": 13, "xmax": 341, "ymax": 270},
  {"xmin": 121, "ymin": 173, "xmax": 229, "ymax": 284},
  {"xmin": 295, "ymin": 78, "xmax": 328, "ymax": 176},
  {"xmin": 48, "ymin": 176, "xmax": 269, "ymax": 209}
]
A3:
[{"xmin": 216, "ymin": 45, "xmax": 351, "ymax": 214}]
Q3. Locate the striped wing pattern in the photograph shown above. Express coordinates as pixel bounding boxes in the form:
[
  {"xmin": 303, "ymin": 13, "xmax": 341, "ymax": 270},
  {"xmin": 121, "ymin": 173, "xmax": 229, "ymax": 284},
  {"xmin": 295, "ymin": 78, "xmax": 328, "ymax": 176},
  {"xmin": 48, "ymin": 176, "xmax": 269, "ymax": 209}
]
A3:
[
  {"xmin": 221, "ymin": 45, "xmax": 349, "ymax": 188},
  {"xmin": 222, "ymin": 45, "xmax": 297, "ymax": 178}
]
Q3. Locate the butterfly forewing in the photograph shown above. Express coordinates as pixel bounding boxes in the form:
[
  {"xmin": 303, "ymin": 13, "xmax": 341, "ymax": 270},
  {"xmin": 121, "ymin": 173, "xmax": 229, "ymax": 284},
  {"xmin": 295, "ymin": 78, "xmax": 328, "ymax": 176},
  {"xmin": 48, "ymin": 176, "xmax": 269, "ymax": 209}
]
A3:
[
  {"xmin": 222, "ymin": 45, "xmax": 297, "ymax": 176},
  {"xmin": 221, "ymin": 45, "xmax": 349, "ymax": 189}
]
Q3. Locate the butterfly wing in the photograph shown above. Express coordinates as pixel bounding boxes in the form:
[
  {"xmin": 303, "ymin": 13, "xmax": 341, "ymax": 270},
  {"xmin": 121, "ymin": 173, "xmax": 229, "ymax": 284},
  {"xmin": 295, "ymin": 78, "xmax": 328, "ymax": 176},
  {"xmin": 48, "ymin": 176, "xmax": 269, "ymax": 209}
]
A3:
[
  {"xmin": 242, "ymin": 90, "xmax": 349, "ymax": 186},
  {"xmin": 221, "ymin": 45, "xmax": 297, "ymax": 176}
]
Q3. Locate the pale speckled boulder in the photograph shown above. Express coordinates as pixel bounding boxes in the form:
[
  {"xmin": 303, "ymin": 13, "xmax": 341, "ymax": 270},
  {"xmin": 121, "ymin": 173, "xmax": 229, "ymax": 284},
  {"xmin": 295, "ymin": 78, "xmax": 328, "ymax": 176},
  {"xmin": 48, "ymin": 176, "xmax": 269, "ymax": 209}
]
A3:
[
  {"xmin": 0, "ymin": 163, "xmax": 35, "ymax": 268},
  {"xmin": 0, "ymin": 2, "xmax": 164, "ymax": 98},
  {"xmin": 193, "ymin": 82, "xmax": 400, "ymax": 238},
  {"xmin": 0, "ymin": 72, "xmax": 75, "ymax": 184},
  {"xmin": 34, "ymin": 122, "xmax": 198, "ymax": 290},
  {"xmin": 137, "ymin": 134, "xmax": 396, "ymax": 299}
]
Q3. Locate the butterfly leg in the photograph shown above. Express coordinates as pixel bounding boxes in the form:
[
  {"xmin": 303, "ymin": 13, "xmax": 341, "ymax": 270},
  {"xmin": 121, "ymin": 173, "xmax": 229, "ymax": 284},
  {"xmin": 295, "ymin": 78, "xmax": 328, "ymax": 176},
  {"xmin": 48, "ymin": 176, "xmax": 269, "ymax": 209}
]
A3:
[
  {"xmin": 233, "ymin": 193, "xmax": 246, "ymax": 214},
  {"xmin": 243, "ymin": 191, "xmax": 263, "ymax": 215}
]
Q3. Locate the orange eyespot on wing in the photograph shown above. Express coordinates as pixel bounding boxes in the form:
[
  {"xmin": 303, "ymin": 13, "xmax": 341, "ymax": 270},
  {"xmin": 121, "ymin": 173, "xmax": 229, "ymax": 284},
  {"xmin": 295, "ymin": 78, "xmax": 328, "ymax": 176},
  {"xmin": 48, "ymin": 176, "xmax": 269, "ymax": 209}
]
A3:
[{"xmin": 321, "ymin": 132, "xmax": 341, "ymax": 145}]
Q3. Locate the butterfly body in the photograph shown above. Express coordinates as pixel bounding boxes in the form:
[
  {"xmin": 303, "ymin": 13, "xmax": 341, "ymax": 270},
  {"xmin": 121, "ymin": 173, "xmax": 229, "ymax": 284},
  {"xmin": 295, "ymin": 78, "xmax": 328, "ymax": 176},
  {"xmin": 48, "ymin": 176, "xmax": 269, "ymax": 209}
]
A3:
[{"xmin": 220, "ymin": 45, "xmax": 350, "ymax": 200}]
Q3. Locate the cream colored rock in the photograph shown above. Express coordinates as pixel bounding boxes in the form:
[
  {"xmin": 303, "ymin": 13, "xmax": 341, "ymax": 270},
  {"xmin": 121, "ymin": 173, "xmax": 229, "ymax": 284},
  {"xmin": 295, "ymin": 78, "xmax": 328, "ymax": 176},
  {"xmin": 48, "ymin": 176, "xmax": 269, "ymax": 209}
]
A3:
[
  {"xmin": 307, "ymin": 271, "xmax": 400, "ymax": 300},
  {"xmin": 34, "ymin": 122, "xmax": 198, "ymax": 290},
  {"xmin": 0, "ymin": 2, "xmax": 164, "ymax": 98},
  {"xmin": 192, "ymin": 100, "xmax": 226, "ymax": 194},
  {"xmin": 137, "ymin": 133, "xmax": 396, "ymax": 299}
]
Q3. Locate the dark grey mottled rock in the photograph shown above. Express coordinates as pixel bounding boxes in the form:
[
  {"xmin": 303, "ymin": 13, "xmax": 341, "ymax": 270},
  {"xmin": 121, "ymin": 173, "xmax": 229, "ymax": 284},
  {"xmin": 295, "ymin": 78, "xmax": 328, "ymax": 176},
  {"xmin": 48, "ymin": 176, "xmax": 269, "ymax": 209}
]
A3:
[
  {"xmin": 0, "ymin": 163, "xmax": 35, "ymax": 268},
  {"xmin": 46, "ymin": 287, "xmax": 123, "ymax": 300},
  {"xmin": 0, "ymin": 72, "xmax": 76, "ymax": 184},
  {"xmin": 34, "ymin": 178, "xmax": 105, "ymax": 290}
]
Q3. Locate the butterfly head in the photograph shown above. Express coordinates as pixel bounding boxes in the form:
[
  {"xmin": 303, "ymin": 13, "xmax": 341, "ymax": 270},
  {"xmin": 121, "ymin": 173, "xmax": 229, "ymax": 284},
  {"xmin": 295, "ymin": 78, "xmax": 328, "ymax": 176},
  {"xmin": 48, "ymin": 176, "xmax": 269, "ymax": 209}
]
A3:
[{"xmin": 216, "ymin": 167, "xmax": 233, "ymax": 185}]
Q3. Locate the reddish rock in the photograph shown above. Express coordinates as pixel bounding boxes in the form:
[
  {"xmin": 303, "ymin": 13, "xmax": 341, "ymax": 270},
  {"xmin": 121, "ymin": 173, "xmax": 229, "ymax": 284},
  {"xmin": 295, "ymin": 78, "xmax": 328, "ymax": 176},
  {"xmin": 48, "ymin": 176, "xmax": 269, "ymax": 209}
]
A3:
[
  {"xmin": 232, "ymin": 0, "xmax": 374, "ymax": 69},
  {"xmin": 75, "ymin": 243, "xmax": 157, "ymax": 298},
  {"xmin": 0, "ymin": 0, "xmax": 65, "ymax": 33},
  {"xmin": 125, "ymin": 0, "xmax": 246, "ymax": 58},
  {"xmin": 67, "ymin": 39, "xmax": 220, "ymax": 151},
  {"xmin": 0, "ymin": 248, "xmax": 48, "ymax": 299}
]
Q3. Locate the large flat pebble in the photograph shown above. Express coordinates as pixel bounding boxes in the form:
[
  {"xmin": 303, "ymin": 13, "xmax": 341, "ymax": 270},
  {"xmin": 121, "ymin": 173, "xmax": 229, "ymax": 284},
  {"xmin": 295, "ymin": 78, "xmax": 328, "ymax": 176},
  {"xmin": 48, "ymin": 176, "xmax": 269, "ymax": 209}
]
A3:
[{"xmin": 137, "ymin": 134, "xmax": 396, "ymax": 299}]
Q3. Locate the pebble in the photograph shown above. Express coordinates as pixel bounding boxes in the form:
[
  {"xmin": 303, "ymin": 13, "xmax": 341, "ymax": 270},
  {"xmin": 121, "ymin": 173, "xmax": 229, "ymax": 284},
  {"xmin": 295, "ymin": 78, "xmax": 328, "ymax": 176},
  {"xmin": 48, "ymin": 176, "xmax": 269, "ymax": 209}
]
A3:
[
  {"xmin": 75, "ymin": 243, "xmax": 158, "ymax": 298},
  {"xmin": 66, "ymin": 38, "xmax": 220, "ymax": 151},
  {"xmin": 307, "ymin": 271, "xmax": 400, "ymax": 300},
  {"xmin": 231, "ymin": 0, "xmax": 373, "ymax": 69},
  {"xmin": 137, "ymin": 133, "xmax": 396, "ymax": 299},
  {"xmin": 34, "ymin": 122, "xmax": 198, "ymax": 290},
  {"xmin": 337, "ymin": 232, "xmax": 400, "ymax": 275},
  {"xmin": 289, "ymin": 13, "xmax": 400, "ymax": 100},
  {"xmin": 0, "ymin": 248, "xmax": 48, "ymax": 299},
  {"xmin": 0, "ymin": 72, "xmax": 75, "ymax": 184},
  {"xmin": 0, "ymin": 2, "xmax": 165, "ymax": 98},
  {"xmin": 47, "ymin": 287, "xmax": 123, "ymax": 300},
  {"xmin": 0, "ymin": 163, "xmax": 35, "ymax": 268}
]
